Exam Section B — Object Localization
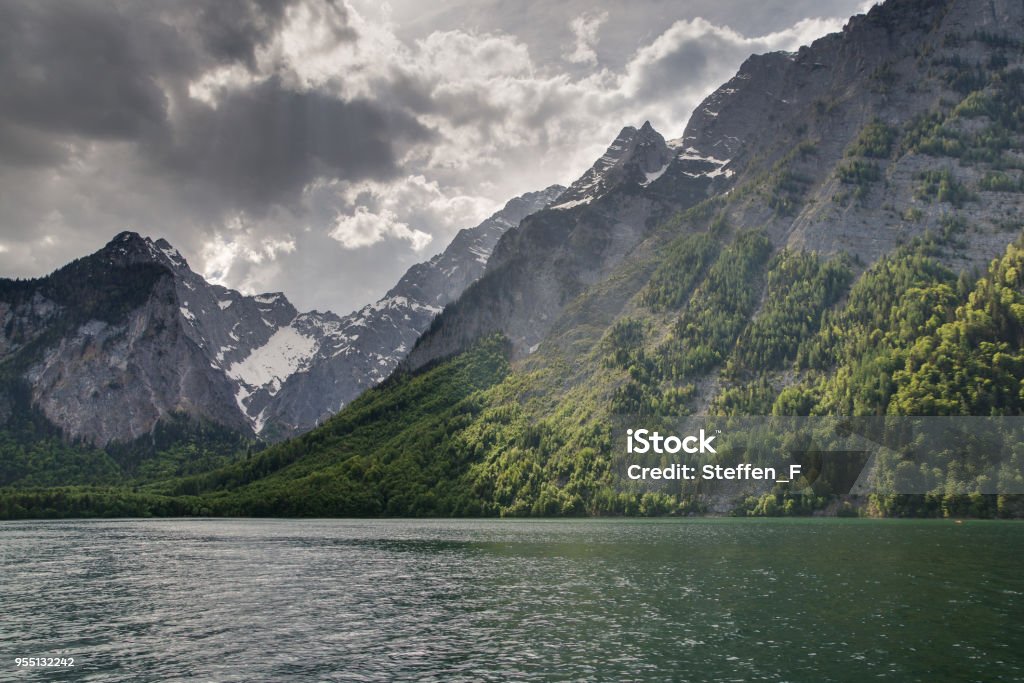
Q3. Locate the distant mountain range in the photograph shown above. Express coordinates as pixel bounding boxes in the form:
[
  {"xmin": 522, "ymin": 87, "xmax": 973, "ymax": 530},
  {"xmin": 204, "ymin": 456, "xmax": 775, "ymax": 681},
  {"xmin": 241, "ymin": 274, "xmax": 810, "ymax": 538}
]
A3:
[
  {"xmin": 0, "ymin": 185, "xmax": 563, "ymax": 448},
  {"xmin": 3, "ymin": 0, "xmax": 1024, "ymax": 518}
]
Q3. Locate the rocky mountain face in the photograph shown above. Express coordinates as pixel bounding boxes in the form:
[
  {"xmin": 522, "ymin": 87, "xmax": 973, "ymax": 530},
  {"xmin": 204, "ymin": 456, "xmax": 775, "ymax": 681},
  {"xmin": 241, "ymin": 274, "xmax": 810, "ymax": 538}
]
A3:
[
  {"xmin": 0, "ymin": 186, "xmax": 562, "ymax": 446},
  {"xmin": 548, "ymin": 121, "xmax": 677, "ymax": 210},
  {"xmin": 407, "ymin": 0, "xmax": 1024, "ymax": 371},
  {"xmin": 407, "ymin": 122, "xmax": 729, "ymax": 367},
  {"xmin": 245, "ymin": 185, "xmax": 564, "ymax": 438},
  {"xmin": 0, "ymin": 234, "xmax": 259, "ymax": 446}
]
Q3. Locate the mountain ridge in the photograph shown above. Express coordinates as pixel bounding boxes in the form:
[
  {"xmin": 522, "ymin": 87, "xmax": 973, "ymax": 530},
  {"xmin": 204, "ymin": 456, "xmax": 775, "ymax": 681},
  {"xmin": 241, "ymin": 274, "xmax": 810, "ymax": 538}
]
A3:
[
  {"xmin": 0, "ymin": 185, "xmax": 564, "ymax": 450},
  {"xmin": 408, "ymin": 0, "xmax": 1024, "ymax": 370}
]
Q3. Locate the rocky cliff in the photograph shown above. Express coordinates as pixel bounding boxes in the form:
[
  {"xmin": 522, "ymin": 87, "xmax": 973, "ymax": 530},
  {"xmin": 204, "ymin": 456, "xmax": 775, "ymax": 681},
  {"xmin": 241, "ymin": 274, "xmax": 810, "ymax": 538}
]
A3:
[{"xmin": 407, "ymin": 0, "xmax": 1024, "ymax": 370}]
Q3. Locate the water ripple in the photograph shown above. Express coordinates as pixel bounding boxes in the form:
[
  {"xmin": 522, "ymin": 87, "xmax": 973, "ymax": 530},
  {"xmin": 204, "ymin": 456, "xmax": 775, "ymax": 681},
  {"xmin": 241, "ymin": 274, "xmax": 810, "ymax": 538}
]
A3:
[{"xmin": 0, "ymin": 518, "xmax": 1022, "ymax": 682}]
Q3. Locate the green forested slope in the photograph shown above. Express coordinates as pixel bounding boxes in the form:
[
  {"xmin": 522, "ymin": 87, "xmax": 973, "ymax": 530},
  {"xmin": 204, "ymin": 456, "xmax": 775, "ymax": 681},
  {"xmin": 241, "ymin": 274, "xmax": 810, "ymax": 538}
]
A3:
[{"xmin": 7, "ymin": 229, "xmax": 1024, "ymax": 519}]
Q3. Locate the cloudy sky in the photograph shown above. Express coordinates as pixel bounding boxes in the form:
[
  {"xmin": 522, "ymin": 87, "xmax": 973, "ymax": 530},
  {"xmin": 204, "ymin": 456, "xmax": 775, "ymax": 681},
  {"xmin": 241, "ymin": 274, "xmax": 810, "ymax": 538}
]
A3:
[{"xmin": 0, "ymin": 0, "xmax": 871, "ymax": 314}]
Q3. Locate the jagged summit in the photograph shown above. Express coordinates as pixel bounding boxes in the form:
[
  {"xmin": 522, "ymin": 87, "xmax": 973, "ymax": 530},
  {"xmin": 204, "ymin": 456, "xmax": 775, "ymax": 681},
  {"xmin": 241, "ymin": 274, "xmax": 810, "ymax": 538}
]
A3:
[
  {"xmin": 99, "ymin": 231, "xmax": 191, "ymax": 272},
  {"xmin": 499, "ymin": 184, "xmax": 567, "ymax": 221},
  {"xmin": 550, "ymin": 122, "xmax": 673, "ymax": 209},
  {"xmin": 108, "ymin": 230, "xmax": 145, "ymax": 245},
  {"xmin": 387, "ymin": 184, "xmax": 565, "ymax": 306}
]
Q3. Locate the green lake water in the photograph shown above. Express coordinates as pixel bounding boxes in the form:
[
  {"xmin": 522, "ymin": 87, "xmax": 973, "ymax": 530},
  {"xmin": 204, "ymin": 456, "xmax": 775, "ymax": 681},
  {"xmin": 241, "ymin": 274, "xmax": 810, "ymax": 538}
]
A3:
[{"xmin": 1, "ymin": 518, "xmax": 1021, "ymax": 682}]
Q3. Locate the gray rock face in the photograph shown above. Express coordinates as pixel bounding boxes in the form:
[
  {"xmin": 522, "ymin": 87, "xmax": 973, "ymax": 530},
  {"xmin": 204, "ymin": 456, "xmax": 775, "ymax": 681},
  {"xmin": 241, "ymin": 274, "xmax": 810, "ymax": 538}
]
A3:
[
  {"xmin": 406, "ymin": 120, "xmax": 729, "ymax": 368},
  {"xmin": 0, "ymin": 292, "xmax": 61, "ymax": 362},
  {"xmin": 674, "ymin": 0, "xmax": 1024, "ymax": 273},
  {"xmin": 406, "ymin": 0, "xmax": 1024, "ymax": 370},
  {"xmin": 8, "ymin": 233, "xmax": 256, "ymax": 445},
  {"xmin": 249, "ymin": 185, "xmax": 565, "ymax": 437},
  {"xmin": 0, "ymin": 187, "xmax": 563, "ymax": 445},
  {"xmin": 25, "ymin": 277, "xmax": 250, "ymax": 444},
  {"xmin": 550, "ymin": 122, "xmax": 675, "ymax": 209}
]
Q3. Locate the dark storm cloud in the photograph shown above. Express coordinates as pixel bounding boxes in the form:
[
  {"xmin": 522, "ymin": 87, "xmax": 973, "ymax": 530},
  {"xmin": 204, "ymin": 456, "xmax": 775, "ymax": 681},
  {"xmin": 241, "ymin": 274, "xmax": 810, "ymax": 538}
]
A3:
[
  {"xmin": 181, "ymin": 0, "xmax": 357, "ymax": 71},
  {"xmin": 187, "ymin": 0, "xmax": 294, "ymax": 70},
  {"xmin": 0, "ymin": 0, "xmax": 416, "ymax": 203},
  {"xmin": 0, "ymin": 0, "xmax": 308, "ymax": 143},
  {"xmin": 160, "ymin": 79, "xmax": 434, "ymax": 208},
  {"xmin": 0, "ymin": 123, "xmax": 69, "ymax": 168},
  {"xmin": 0, "ymin": 2, "xmax": 174, "ymax": 143}
]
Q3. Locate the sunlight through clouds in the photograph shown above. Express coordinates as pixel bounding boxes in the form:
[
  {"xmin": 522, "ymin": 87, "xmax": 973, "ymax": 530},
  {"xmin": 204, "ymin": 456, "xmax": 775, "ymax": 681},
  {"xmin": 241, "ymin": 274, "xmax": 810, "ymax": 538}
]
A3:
[{"xmin": 0, "ymin": 0, "xmax": 870, "ymax": 313}]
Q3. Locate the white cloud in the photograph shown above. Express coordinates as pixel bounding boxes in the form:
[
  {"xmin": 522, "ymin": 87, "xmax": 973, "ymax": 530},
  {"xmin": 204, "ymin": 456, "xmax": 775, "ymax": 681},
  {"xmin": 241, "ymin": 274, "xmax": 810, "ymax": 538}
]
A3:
[
  {"xmin": 344, "ymin": 175, "xmax": 494, "ymax": 235},
  {"xmin": 200, "ymin": 229, "xmax": 297, "ymax": 290},
  {"xmin": 565, "ymin": 12, "xmax": 608, "ymax": 66},
  {"xmin": 181, "ymin": 2, "xmax": 859, "ymax": 236},
  {"xmin": 329, "ymin": 206, "xmax": 432, "ymax": 251},
  {"xmin": 188, "ymin": 64, "xmax": 256, "ymax": 106},
  {"xmin": 416, "ymin": 30, "xmax": 534, "ymax": 82},
  {"xmin": 257, "ymin": 237, "xmax": 298, "ymax": 262}
]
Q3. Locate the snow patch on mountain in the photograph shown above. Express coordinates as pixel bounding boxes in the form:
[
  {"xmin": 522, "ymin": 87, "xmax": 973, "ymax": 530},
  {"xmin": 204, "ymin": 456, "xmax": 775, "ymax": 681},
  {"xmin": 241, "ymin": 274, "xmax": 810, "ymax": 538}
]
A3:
[
  {"xmin": 551, "ymin": 197, "xmax": 593, "ymax": 210},
  {"xmin": 642, "ymin": 162, "xmax": 670, "ymax": 185},
  {"xmin": 160, "ymin": 245, "xmax": 185, "ymax": 266},
  {"xmin": 673, "ymin": 146, "xmax": 735, "ymax": 180},
  {"xmin": 227, "ymin": 325, "xmax": 319, "ymax": 400}
]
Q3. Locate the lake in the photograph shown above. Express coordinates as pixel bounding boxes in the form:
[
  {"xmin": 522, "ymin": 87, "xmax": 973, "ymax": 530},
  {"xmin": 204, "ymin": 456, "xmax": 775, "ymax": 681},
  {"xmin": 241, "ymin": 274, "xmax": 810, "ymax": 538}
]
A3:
[{"xmin": 1, "ymin": 518, "xmax": 1022, "ymax": 682}]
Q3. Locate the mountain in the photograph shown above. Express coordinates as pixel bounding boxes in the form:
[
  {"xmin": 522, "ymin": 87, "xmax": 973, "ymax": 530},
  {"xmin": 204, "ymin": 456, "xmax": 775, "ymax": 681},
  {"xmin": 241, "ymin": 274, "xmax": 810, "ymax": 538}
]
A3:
[
  {"xmin": 0, "ymin": 186, "xmax": 562, "ymax": 460},
  {"xmin": 407, "ymin": 120, "xmax": 724, "ymax": 366},
  {"xmin": 5, "ymin": 0, "xmax": 1024, "ymax": 518},
  {"xmin": 408, "ymin": 0, "xmax": 1019, "ymax": 370},
  {"xmin": 240, "ymin": 184, "xmax": 564, "ymax": 438},
  {"xmin": 0, "ymin": 232, "xmax": 263, "ymax": 447}
]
